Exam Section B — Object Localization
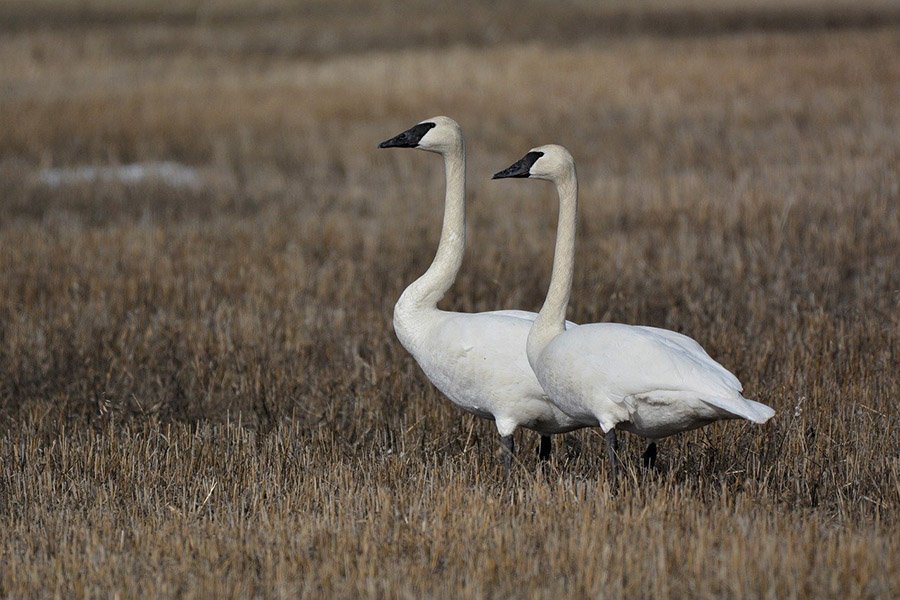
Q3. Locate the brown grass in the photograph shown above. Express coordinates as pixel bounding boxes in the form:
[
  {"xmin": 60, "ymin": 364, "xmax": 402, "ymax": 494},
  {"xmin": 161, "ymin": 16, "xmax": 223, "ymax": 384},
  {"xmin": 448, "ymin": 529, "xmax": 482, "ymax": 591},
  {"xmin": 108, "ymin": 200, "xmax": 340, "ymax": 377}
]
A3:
[{"xmin": 0, "ymin": 1, "xmax": 898, "ymax": 597}]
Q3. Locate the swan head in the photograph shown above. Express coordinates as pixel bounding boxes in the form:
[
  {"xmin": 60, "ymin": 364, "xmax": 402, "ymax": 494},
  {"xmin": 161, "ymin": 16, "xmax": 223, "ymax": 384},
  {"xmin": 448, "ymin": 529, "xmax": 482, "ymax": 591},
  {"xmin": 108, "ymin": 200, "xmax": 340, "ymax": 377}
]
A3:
[
  {"xmin": 492, "ymin": 144, "xmax": 574, "ymax": 182},
  {"xmin": 378, "ymin": 116, "xmax": 463, "ymax": 154}
]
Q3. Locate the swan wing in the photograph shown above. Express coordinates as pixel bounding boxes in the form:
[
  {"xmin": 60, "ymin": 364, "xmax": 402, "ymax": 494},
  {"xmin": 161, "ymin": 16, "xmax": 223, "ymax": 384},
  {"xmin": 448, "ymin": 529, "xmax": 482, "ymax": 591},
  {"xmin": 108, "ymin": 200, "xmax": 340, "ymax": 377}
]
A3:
[
  {"xmin": 545, "ymin": 323, "xmax": 747, "ymax": 410},
  {"xmin": 635, "ymin": 326, "xmax": 742, "ymax": 392},
  {"xmin": 691, "ymin": 394, "xmax": 775, "ymax": 423}
]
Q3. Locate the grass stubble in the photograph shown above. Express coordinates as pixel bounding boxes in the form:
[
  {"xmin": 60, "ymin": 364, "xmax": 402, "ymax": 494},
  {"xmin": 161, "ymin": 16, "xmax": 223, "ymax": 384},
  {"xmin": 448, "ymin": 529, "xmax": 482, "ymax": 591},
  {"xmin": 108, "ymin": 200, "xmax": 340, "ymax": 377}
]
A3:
[{"xmin": 0, "ymin": 1, "xmax": 898, "ymax": 597}]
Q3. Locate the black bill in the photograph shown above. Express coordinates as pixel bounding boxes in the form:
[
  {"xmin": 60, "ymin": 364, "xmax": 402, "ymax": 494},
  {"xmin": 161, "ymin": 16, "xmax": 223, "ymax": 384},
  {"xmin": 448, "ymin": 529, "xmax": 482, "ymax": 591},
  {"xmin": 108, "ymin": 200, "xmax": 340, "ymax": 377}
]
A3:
[
  {"xmin": 491, "ymin": 151, "xmax": 544, "ymax": 179},
  {"xmin": 378, "ymin": 122, "xmax": 436, "ymax": 149}
]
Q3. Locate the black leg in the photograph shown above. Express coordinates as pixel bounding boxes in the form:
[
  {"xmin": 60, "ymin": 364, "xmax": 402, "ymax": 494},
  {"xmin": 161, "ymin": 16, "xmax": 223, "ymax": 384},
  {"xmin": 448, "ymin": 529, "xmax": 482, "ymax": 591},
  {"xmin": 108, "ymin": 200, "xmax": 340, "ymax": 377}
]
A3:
[
  {"xmin": 605, "ymin": 429, "xmax": 619, "ymax": 490},
  {"xmin": 538, "ymin": 435, "xmax": 552, "ymax": 462},
  {"xmin": 501, "ymin": 434, "xmax": 515, "ymax": 475},
  {"xmin": 642, "ymin": 441, "xmax": 657, "ymax": 469}
]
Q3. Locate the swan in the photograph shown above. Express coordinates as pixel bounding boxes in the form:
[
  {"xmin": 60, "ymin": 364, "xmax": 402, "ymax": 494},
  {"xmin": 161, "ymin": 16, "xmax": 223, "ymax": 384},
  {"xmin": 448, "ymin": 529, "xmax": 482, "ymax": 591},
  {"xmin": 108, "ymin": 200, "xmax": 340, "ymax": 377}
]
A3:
[
  {"xmin": 378, "ymin": 118, "xmax": 587, "ymax": 471},
  {"xmin": 492, "ymin": 145, "xmax": 775, "ymax": 480}
]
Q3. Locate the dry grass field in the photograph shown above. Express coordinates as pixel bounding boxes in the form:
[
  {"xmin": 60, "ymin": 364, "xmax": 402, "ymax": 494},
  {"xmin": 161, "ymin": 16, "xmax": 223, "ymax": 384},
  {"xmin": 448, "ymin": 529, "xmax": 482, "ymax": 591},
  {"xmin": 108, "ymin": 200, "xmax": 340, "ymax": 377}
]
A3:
[{"xmin": 1, "ymin": 0, "xmax": 898, "ymax": 597}]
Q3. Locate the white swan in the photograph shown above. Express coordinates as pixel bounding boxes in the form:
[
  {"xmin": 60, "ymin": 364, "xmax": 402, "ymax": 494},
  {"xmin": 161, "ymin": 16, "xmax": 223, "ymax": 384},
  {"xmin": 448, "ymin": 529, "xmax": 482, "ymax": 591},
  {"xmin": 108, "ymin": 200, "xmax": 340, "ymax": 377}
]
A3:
[
  {"xmin": 378, "ymin": 118, "xmax": 586, "ymax": 470},
  {"xmin": 493, "ymin": 145, "xmax": 775, "ymax": 479}
]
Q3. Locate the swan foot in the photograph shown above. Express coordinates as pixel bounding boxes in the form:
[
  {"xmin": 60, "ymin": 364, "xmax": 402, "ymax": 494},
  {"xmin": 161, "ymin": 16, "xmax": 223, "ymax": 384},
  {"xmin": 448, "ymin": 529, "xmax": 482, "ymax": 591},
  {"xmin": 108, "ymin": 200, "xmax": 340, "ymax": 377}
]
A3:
[
  {"xmin": 500, "ymin": 434, "xmax": 515, "ymax": 475},
  {"xmin": 642, "ymin": 441, "xmax": 657, "ymax": 469},
  {"xmin": 538, "ymin": 435, "xmax": 552, "ymax": 462},
  {"xmin": 605, "ymin": 429, "xmax": 619, "ymax": 492}
]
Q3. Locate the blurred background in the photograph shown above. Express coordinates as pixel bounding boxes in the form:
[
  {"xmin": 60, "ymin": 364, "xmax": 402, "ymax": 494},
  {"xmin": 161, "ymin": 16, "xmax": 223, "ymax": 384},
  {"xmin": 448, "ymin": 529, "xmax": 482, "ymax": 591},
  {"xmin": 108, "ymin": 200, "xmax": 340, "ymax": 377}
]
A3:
[
  {"xmin": 2, "ymin": 0, "xmax": 896, "ymax": 424},
  {"xmin": 0, "ymin": 1, "xmax": 898, "ymax": 596}
]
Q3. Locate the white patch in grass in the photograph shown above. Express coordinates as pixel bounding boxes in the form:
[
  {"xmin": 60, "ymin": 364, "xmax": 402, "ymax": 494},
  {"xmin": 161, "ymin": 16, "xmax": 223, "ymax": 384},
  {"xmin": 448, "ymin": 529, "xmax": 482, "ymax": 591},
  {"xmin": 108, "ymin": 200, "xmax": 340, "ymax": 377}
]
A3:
[{"xmin": 39, "ymin": 162, "xmax": 202, "ymax": 189}]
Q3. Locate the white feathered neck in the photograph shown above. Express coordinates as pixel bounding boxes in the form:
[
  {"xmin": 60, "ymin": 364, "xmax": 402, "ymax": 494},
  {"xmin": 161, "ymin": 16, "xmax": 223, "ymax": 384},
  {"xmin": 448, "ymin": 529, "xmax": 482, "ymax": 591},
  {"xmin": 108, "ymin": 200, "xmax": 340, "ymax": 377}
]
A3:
[
  {"xmin": 527, "ymin": 164, "xmax": 576, "ymax": 368},
  {"xmin": 395, "ymin": 138, "xmax": 466, "ymax": 313}
]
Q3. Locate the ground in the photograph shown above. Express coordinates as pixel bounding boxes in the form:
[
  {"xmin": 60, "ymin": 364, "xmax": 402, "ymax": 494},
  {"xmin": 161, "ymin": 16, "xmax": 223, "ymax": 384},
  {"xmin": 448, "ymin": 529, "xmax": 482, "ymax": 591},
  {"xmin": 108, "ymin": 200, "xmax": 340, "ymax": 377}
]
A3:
[{"xmin": 0, "ymin": 1, "xmax": 898, "ymax": 597}]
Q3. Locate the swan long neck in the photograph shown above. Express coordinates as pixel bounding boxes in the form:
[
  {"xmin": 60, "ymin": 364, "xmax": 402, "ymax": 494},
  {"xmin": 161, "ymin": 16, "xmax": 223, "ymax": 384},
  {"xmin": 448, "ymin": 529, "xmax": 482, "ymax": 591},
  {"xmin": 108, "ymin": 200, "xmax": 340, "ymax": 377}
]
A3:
[
  {"xmin": 527, "ymin": 166, "xmax": 577, "ymax": 367},
  {"xmin": 398, "ymin": 141, "xmax": 466, "ymax": 311}
]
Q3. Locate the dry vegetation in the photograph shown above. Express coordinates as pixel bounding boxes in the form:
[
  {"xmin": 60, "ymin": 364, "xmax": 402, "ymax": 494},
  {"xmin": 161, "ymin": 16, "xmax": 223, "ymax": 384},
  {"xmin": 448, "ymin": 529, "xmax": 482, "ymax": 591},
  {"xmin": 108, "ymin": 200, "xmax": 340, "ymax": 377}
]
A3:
[{"xmin": 1, "ymin": 0, "xmax": 898, "ymax": 597}]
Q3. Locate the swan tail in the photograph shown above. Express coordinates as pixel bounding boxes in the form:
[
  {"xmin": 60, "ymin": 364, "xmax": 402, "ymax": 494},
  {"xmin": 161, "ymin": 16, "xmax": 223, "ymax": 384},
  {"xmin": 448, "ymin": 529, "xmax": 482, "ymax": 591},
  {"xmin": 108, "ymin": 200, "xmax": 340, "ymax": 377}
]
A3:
[{"xmin": 701, "ymin": 396, "xmax": 775, "ymax": 424}]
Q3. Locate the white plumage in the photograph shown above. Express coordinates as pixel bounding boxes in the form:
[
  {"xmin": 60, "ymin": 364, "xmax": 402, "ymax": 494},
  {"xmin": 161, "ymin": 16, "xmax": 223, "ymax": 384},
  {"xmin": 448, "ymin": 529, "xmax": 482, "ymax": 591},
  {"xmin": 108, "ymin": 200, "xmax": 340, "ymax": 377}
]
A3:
[
  {"xmin": 535, "ymin": 322, "xmax": 774, "ymax": 438},
  {"xmin": 493, "ymin": 144, "xmax": 774, "ymax": 475},
  {"xmin": 379, "ymin": 119, "xmax": 587, "ymax": 470},
  {"xmin": 393, "ymin": 307, "xmax": 581, "ymax": 437}
]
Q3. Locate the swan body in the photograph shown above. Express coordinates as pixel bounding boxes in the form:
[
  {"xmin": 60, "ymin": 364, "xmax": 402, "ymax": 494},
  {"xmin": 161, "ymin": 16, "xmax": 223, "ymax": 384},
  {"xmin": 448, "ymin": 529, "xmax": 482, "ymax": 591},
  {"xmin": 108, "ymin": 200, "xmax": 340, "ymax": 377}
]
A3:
[
  {"xmin": 493, "ymin": 145, "xmax": 774, "ymax": 472},
  {"xmin": 379, "ymin": 119, "xmax": 586, "ymax": 468},
  {"xmin": 533, "ymin": 322, "xmax": 774, "ymax": 438},
  {"xmin": 393, "ymin": 306, "xmax": 582, "ymax": 436}
]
